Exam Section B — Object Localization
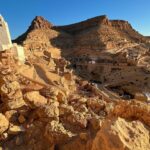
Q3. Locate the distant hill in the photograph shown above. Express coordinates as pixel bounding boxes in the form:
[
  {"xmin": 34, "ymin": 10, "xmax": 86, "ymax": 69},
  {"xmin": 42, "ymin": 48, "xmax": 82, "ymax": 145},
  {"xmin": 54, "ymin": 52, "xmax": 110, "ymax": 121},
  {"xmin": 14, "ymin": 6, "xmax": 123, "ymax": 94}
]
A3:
[{"xmin": 14, "ymin": 15, "xmax": 147, "ymax": 51}]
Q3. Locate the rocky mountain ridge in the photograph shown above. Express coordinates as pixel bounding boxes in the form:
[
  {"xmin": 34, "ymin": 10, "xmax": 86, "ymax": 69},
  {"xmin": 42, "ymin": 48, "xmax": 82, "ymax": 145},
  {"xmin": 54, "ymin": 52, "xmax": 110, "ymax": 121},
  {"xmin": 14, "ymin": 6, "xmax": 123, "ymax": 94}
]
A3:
[{"xmin": 15, "ymin": 15, "xmax": 147, "ymax": 49}]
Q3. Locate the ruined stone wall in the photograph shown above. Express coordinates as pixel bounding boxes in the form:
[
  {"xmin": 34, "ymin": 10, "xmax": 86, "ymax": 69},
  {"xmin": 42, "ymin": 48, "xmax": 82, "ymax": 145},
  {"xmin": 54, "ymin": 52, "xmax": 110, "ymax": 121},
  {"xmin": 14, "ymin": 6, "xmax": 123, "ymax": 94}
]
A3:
[{"xmin": 0, "ymin": 16, "xmax": 12, "ymax": 48}]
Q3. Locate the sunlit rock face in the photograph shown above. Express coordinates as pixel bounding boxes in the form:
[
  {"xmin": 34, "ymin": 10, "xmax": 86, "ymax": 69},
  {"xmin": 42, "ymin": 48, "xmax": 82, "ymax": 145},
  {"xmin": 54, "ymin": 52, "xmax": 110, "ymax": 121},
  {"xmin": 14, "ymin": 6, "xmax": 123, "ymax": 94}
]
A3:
[{"xmin": 0, "ymin": 15, "xmax": 12, "ymax": 51}]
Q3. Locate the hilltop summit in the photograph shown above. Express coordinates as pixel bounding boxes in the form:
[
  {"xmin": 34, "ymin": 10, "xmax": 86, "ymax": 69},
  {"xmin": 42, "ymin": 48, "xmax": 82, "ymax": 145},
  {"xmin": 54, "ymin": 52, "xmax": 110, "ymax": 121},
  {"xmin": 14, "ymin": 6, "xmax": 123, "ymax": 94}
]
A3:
[{"xmin": 29, "ymin": 16, "xmax": 53, "ymax": 31}]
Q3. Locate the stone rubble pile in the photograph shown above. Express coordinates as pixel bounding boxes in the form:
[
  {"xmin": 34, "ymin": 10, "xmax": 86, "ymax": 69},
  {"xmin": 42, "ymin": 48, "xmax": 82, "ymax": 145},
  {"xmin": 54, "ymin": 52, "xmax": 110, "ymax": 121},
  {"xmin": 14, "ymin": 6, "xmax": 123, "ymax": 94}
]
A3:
[{"xmin": 0, "ymin": 48, "xmax": 149, "ymax": 150}]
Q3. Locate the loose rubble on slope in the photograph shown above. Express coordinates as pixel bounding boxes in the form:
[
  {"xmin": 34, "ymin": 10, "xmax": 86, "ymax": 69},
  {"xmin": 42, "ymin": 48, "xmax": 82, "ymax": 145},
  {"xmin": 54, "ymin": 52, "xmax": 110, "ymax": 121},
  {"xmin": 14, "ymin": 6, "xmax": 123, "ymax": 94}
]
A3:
[{"xmin": 0, "ymin": 15, "xmax": 150, "ymax": 150}]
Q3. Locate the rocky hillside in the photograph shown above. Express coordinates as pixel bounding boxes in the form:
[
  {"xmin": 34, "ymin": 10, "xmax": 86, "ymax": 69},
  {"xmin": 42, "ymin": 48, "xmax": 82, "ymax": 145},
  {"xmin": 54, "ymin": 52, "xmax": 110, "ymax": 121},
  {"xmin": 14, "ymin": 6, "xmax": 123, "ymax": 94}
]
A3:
[
  {"xmin": 14, "ymin": 16, "xmax": 74, "ymax": 51},
  {"xmin": 0, "ymin": 43, "xmax": 150, "ymax": 150},
  {"xmin": 14, "ymin": 16, "xmax": 53, "ymax": 44},
  {"xmin": 1, "ymin": 15, "xmax": 149, "ymax": 149},
  {"xmin": 54, "ymin": 15, "xmax": 147, "ymax": 50},
  {"xmin": 14, "ymin": 15, "xmax": 150, "ymax": 102}
]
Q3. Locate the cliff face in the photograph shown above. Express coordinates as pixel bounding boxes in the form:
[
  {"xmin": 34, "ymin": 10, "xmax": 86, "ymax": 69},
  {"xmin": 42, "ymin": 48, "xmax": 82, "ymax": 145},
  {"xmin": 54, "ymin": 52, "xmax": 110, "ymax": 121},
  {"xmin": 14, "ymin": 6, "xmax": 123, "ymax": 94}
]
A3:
[
  {"xmin": 111, "ymin": 20, "xmax": 132, "ymax": 29},
  {"xmin": 53, "ymin": 16, "xmax": 134, "ymax": 35},
  {"xmin": 54, "ymin": 15, "xmax": 146, "ymax": 50},
  {"xmin": 53, "ymin": 15, "xmax": 110, "ymax": 34},
  {"xmin": 110, "ymin": 20, "xmax": 146, "ymax": 43}
]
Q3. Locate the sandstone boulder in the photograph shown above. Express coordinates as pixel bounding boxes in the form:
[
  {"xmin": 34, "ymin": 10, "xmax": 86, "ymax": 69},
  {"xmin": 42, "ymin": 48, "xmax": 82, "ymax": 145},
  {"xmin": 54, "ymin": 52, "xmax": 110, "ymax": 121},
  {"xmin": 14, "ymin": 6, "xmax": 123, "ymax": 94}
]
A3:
[
  {"xmin": 91, "ymin": 117, "xmax": 150, "ymax": 150},
  {"xmin": 24, "ymin": 91, "xmax": 47, "ymax": 108},
  {"xmin": 59, "ymin": 104, "xmax": 74, "ymax": 116},
  {"xmin": 45, "ymin": 120, "xmax": 75, "ymax": 144},
  {"xmin": 0, "ymin": 113, "xmax": 9, "ymax": 134},
  {"xmin": 67, "ymin": 111, "xmax": 88, "ymax": 128},
  {"xmin": 5, "ymin": 110, "xmax": 18, "ymax": 123},
  {"xmin": 57, "ymin": 91, "xmax": 66, "ymax": 103},
  {"xmin": 37, "ymin": 101, "xmax": 59, "ymax": 119},
  {"xmin": 87, "ymin": 98, "xmax": 106, "ymax": 113},
  {"xmin": 6, "ymin": 98, "xmax": 26, "ymax": 110},
  {"xmin": 1, "ymin": 81, "xmax": 20, "ymax": 95}
]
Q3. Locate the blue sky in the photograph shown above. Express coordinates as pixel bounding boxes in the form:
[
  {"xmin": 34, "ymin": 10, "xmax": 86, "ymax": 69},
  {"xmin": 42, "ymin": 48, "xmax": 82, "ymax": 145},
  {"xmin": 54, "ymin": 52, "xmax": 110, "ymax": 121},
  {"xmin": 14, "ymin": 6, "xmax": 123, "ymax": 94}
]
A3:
[{"xmin": 0, "ymin": 0, "xmax": 150, "ymax": 39}]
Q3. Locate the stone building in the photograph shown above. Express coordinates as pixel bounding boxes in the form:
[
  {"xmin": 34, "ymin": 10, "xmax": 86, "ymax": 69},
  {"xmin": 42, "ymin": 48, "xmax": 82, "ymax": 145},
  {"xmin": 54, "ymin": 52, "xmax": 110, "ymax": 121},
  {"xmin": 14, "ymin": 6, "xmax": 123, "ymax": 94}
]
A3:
[
  {"xmin": 12, "ymin": 43, "xmax": 25, "ymax": 63},
  {"xmin": 0, "ymin": 15, "xmax": 25, "ymax": 63},
  {"xmin": 0, "ymin": 15, "xmax": 12, "ymax": 51}
]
